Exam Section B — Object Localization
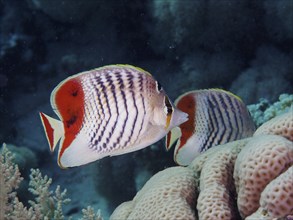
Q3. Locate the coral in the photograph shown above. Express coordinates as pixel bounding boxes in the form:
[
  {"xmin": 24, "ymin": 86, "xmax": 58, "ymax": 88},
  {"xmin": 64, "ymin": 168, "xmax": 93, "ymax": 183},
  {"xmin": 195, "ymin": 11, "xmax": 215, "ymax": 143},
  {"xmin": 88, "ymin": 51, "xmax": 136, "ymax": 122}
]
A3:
[
  {"xmin": 197, "ymin": 141, "xmax": 244, "ymax": 219},
  {"xmin": 5, "ymin": 144, "xmax": 38, "ymax": 173},
  {"xmin": 233, "ymin": 135, "xmax": 293, "ymax": 218},
  {"xmin": 0, "ymin": 143, "xmax": 23, "ymax": 219},
  {"xmin": 0, "ymin": 144, "xmax": 103, "ymax": 220},
  {"xmin": 110, "ymin": 167, "xmax": 198, "ymax": 220},
  {"xmin": 81, "ymin": 206, "xmax": 104, "ymax": 220},
  {"xmin": 1, "ymin": 0, "xmax": 293, "ymax": 218},
  {"xmin": 246, "ymin": 167, "xmax": 293, "ymax": 219},
  {"xmin": 111, "ymin": 99, "xmax": 293, "ymax": 219},
  {"xmin": 189, "ymin": 138, "xmax": 249, "ymax": 175},
  {"xmin": 28, "ymin": 169, "xmax": 71, "ymax": 219},
  {"xmin": 248, "ymin": 93, "xmax": 293, "ymax": 127},
  {"xmin": 254, "ymin": 110, "xmax": 293, "ymax": 141},
  {"xmin": 260, "ymin": 166, "xmax": 293, "ymax": 218},
  {"xmin": 110, "ymin": 201, "xmax": 133, "ymax": 220},
  {"xmin": 245, "ymin": 208, "xmax": 268, "ymax": 220}
]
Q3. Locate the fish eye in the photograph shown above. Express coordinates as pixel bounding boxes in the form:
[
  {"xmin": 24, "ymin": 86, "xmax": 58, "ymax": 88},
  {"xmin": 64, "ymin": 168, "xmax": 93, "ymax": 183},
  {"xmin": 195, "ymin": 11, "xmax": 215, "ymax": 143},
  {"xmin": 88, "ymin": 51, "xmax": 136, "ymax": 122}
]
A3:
[{"xmin": 155, "ymin": 81, "xmax": 162, "ymax": 92}]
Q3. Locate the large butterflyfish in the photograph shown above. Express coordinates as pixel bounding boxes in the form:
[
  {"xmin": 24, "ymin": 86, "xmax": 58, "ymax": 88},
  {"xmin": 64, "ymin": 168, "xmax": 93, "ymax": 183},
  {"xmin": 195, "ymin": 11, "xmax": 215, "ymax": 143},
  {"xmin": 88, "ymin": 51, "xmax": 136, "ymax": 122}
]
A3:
[{"xmin": 40, "ymin": 65, "xmax": 188, "ymax": 168}]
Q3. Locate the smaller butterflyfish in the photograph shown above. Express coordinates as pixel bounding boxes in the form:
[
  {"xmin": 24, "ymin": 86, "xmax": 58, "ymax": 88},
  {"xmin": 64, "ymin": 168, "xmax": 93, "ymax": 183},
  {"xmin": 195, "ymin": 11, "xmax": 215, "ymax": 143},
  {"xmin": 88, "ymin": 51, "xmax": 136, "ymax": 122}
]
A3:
[
  {"xmin": 166, "ymin": 89, "xmax": 255, "ymax": 166},
  {"xmin": 40, "ymin": 64, "xmax": 188, "ymax": 168}
]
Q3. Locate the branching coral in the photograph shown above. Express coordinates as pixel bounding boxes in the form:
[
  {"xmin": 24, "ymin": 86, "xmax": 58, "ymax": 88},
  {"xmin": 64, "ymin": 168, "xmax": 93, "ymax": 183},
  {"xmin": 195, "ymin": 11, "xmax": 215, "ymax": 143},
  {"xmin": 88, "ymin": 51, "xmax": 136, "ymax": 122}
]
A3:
[
  {"xmin": 0, "ymin": 143, "xmax": 23, "ymax": 219},
  {"xmin": 28, "ymin": 168, "xmax": 71, "ymax": 219},
  {"xmin": 0, "ymin": 144, "xmax": 104, "ymax": 220},
  {"xmin": 248, "ymin": 93, "xmax": 293, "ymax": 127}
]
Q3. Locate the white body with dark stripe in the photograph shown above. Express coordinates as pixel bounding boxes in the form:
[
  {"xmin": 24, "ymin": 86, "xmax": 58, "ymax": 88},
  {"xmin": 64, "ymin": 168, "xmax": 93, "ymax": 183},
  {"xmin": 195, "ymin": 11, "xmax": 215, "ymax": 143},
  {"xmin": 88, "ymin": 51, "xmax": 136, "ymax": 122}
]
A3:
[
  {"xmin": 166, "ymin": 89, "xmax": 255, "ymax": 166},
  {"xmin": 40, "ymin": 65, "xmax": 188, "ymax": 168}
]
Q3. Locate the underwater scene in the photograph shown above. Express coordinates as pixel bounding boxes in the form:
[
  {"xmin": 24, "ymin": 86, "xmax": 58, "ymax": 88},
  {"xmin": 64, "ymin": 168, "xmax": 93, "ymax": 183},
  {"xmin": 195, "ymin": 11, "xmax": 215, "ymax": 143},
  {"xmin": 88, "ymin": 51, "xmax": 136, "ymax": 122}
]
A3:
[{"xmin": 0, "ymin": 0, "xmax": 293, "ymax": 219}]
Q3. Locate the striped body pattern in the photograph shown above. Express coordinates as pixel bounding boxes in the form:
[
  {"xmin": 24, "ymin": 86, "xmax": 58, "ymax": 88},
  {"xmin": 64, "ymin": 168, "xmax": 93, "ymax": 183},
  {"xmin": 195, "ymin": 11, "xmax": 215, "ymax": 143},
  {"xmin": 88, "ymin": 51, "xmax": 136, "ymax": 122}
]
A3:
[
  {"xmin": 166, "ymin": 89, "xmax": 255, "ymax": 166},
  {"xmin": 80, "ymin": 66, "xmax": 156, "ymax": 153},
  {"xmin": 189, "ymin": 90, "xmax": 254, "ymax": 151},
  {"xmin": 40, "ymin": 65, "xmax": 188, "ymax": 168}
]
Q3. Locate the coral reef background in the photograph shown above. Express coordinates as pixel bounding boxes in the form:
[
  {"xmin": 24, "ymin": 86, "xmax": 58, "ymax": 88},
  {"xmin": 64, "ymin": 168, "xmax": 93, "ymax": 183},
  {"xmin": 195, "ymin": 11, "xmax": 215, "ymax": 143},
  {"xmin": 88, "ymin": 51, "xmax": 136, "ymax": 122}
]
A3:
[{"xmin": 0, "ymin": 0, "xmax": 292, "ymax": 218}]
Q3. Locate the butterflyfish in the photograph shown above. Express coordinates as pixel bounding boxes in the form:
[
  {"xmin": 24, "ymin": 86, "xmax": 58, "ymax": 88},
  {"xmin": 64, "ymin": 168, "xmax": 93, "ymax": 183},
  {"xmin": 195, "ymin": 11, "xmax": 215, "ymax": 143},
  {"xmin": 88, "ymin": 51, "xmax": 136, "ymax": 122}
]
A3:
[
  {"xmin": 40, "ymin": 65, "xmax": 188, "ymax": 168},
  {"xmin": 166, "ymin": 89, "xmax": 255, "ymax": 166}
]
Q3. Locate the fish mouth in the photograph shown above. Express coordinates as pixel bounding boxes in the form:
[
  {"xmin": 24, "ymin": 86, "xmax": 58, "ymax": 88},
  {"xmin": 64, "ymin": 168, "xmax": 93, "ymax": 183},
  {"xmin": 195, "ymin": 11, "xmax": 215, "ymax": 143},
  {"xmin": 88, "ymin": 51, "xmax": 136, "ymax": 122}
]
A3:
[{"xmin": 172, "ymin": 109, "xmax": 189, "ymax": 127}]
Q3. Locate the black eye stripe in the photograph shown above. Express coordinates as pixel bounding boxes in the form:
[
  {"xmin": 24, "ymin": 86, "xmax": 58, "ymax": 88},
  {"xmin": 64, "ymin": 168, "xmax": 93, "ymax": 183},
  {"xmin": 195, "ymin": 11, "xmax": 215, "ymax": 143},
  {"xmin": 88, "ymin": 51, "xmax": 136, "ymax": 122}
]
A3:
[
  {"xmin": 156, "ymin": 81, "xmax": 162, "ymax": 92},
  {"xmin": 165, "ymin": 96, "xmax": 173, "ymax": 115}
]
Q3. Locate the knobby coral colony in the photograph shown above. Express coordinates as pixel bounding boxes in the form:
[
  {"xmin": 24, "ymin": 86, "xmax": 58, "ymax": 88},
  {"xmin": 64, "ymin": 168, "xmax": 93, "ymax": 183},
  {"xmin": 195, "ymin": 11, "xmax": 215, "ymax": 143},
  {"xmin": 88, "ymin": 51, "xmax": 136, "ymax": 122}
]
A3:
[{"xmin": 110, "ymin": 109, "xmax": 293, "ymax": 220}]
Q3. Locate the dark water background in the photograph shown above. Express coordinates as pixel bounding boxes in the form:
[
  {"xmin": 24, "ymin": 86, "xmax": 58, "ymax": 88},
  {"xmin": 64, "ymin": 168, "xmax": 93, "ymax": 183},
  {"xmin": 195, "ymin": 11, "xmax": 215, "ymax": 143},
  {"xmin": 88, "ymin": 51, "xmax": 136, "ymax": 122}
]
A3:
[{"xmin": 0, "ymin": 0, "xmax": 292, "ymax": 218}]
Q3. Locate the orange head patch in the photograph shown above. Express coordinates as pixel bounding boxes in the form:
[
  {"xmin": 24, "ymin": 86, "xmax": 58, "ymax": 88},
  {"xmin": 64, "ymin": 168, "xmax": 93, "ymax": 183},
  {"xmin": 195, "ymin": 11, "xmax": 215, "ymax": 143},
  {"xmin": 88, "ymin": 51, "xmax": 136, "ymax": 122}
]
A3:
[
  {"xmin": 54, "ymin": 78, "xmax": 85, "ymax": 159},
  {"xmin": 176, "ymin": 93, "xmax": 196, "ymax": 150}
]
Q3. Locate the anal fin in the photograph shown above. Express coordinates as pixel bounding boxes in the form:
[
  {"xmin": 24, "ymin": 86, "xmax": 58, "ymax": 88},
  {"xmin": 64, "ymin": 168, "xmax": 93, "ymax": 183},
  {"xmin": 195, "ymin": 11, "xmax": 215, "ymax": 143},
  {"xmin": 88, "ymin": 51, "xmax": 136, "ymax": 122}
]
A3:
[{"xmin": 165, "ymin": 126, "xmax": 181, "ymax": 151}]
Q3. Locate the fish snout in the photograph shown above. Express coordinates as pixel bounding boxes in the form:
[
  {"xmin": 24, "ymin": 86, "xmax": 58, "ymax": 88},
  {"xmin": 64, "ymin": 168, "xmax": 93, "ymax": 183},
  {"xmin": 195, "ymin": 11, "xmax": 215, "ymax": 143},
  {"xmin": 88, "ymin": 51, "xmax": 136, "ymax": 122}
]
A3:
[{"xmin": 172, "ymin": 109, "xmax": 189, "ymax": 128}]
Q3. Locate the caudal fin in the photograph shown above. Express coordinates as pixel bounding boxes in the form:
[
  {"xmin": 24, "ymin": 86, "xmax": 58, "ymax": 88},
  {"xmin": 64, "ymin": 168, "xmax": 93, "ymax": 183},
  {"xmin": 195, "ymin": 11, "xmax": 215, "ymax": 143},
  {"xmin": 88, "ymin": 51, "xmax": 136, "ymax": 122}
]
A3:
[{"xmin": 39, "ymin": 112, "xmax": 64, "ymax": 152}]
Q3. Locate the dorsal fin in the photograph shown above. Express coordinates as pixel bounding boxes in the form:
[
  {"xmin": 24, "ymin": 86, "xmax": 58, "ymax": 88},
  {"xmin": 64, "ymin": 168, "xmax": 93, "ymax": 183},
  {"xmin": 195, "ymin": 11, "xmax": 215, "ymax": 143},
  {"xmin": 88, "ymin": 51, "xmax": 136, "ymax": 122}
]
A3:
[{"xmin": 39, "ymin": 112, "xmax": 64, "ymax": 152}]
